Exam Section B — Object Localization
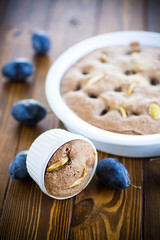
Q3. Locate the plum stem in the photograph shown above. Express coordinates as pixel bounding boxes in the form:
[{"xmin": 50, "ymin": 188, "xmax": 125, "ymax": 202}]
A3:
[
  {"xmin": 129, "ymin": 183, "xmax": 141, "ymax": 189},
  {"xmin": 149, "ymin": 157, "xmax": 160, "ymax": 162}
]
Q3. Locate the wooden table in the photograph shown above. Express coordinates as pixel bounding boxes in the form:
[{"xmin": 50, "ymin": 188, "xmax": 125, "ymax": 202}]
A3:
[{"xmin": 0, "ymin": 0, "xmax": 160, "ymax": 239}]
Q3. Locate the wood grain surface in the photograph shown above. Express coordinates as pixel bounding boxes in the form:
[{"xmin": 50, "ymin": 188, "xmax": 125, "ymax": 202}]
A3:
[{"xmin": 0, "ymin": 0, "xmax": 159, "ymax": 239}]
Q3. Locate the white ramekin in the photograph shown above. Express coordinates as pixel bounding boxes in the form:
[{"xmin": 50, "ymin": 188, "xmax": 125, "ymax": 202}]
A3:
[
  {"xmin": 45, "ymin": 31, "xmax": 160, "ymax": 158},
  {"xmin": 26, "ymin": 129, "xmax": 98, "ymax": 200}
]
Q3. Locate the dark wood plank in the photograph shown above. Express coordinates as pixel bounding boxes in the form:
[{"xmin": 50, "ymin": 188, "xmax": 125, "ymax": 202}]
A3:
[
  {"xmin": 142, "ymin": 1, "xmax": 160, "ymax": 239},
  {"xmin": 143, "ymin": 159, "xmax": 160, "ymax": 240},
  {"xmin": 0, "ymin": 0, "xmax": 159, "ymax": 239},
  {"xmin": 70, "ymin": 152, "xmax": 142, "ymax": 240},
  {"xmin": 45, "ymin": 0, "xmax": 98, "ymax": 55},
  {"xmin": 0, "ymin": 0, "xmax": 99, "ymax": 239},
  {"xmin": 96, "ymin": 0, "xmax": 147, "ymax": 34},
  {"xmin": 0, "ymin": 180, "xmax": 73, "ymax": 240},
  {"xmin": 0, "ymin": 0, "xmax": 51, "ymax": 214},
  {"xmin": 147, "ymin": 0, "xmax": 160, "ymax": 32},
  {"xmin": 0, "ymin": 0, "xmax": 70, "ymax": 237},
  {"xmin": 0, "ymin": 114, "xmax": 73, "ymax": 240},
  {"xmin": 70, "ymin": 0, "xmax": 145, "ymax": 238}
]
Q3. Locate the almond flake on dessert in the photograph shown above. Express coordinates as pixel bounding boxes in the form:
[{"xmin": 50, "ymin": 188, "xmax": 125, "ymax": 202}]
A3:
[
  {"xmin": 86, "ymin": 72, "xmax": 105, "ymax": 86},
  {"xmin": 100, "ymin": 54, "xmax": 108, "ymax": 63},
  {"xmin": 119, "ymin": 106, "xmax": 127, "ymax": 118},
  {"xmin": 127, "ymin": 83, "xmax": 137, "ymax": 96},
  {"xmin": 46, "ymin": 156, "xmax": 69, "ymax": 172},
  {"xmin": 149, "ymin": 103, "xmax": 160, "ymax": 120},
  {"xmin": 70, "ymin": 164, "xmax": 88, "ymax": 188}
]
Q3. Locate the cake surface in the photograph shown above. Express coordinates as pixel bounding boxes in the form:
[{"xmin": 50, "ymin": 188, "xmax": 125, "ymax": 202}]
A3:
[
  {"xmin": 61, "ymin": 42, "xmax": 160, "ymax": 135},
  {"xmin": 44, "ymin": 140, "xmax": 95, "ymax": 198}
]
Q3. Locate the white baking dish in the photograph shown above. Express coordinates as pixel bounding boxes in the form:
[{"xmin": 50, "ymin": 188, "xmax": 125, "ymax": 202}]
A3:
[{"xmin": 45, "ymin": 31, "xmax": 160, "ymax": 157}]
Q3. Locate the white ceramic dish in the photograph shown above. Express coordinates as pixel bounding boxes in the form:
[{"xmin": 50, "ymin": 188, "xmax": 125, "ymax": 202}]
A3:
[
  {"xmin": 45, "ymin": 31, "xmax": 160, "ymax": 158},
  {"xmin": 27, "ymin": 129, "xmax": 97, "ymax": 200}
]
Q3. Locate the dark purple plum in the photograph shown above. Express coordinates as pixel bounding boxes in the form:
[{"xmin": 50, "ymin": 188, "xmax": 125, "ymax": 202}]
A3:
[
  {"xmin": 9, "ymin": 150, "xmax": 30, "ymax": 180},
  {"xmin": 2, "ymin": 58, "xmax": 34, "ymax": 81},
  {"xmin": 96, "ymin": 158, "xmax": 131, "ymax": 190},
  {"xmin": 11, "ymin": 99, "xmax": 47, "ymax": 125},
  {"xmin": 32, "ymin": 31, "xmax": 51, "ymax": 54}
]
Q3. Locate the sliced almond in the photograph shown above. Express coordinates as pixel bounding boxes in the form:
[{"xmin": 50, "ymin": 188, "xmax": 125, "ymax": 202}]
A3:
[
  {"xmin": 46, "ymin": 156, "xmax": 69, "ymax": 172},
  {"xmin": 86, "ymin": 72, "xmax": 105, "ymax": 86},
  {"xmin": 100, "ymin": 54, "xmax": 108, "ymax": 63},
  {"xmin": 149, "ymin": 103, "xmax": 160, "ymax": 120},
  {"xmin": 119, "ymin": 106, "xmax": 127, "ymax": 118},
  {"xmin": 70, "ymin": 165, "xmax": 88, "ymax": 188},
  {"xmin": 129, "ymin": 41, "xmax": 141, "ymax": 53},
  {"xmin": 130, "ymin": 41, "xmax": 140, "ymax": 48},
  {"xmin": 93, "ymin": 151, "xmax": 97, "ymax": 156},
  {"xmin": 127, "ymin": 83, "xmax": 136, "ymax": 96},
  {"xmin": 131, "ymin": 53, "xmax": 152, "ymax": 71}
]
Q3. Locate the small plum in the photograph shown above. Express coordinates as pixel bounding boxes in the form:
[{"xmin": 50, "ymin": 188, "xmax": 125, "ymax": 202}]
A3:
[
  {"xmin": 11, "ymin": 99, "xmax": 47, "ymax": 125},
  {"xmin": 2, "ymin": 58, "xmax": 34, "ymax": 81},
  {"xmin": 32, "ymin": 31, "xmax": 51, "ymax": 54},
  {"xmin": 96, "ymin": 158, "xmax": 141, "ymax": 190},
  {"xmin": 9, "ymin": 150, "xmax": 30, "ymax": 180}
]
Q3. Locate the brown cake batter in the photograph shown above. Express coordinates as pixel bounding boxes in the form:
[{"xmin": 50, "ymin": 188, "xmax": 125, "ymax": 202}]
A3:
[
  {"xmin": 61, "ymin": 42, "xmax": 160, "ymax": 135},
  {"xmin": 44, "ymin": 140, "xmax": 96, "ymax": 198}
]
